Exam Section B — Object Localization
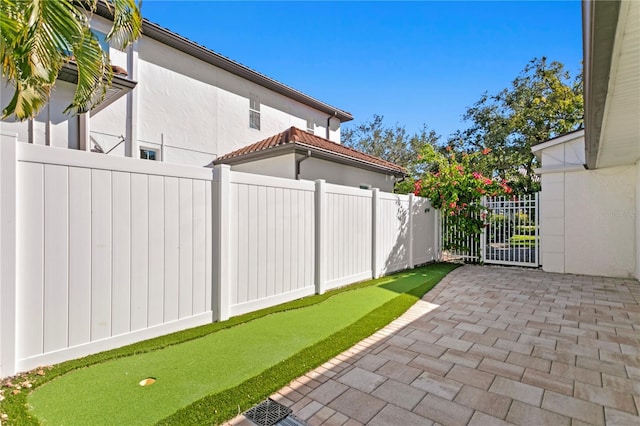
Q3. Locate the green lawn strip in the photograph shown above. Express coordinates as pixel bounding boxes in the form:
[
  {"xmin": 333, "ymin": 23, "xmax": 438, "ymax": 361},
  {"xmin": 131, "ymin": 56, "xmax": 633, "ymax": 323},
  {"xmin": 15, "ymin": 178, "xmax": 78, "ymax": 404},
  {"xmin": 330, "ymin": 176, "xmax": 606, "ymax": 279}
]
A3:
[
  {"xmin": 158, "ymin": 264, "xmax": 455, "ymax": 425},
  {"xmin": 1, "ymin": 271, "xmax": 402, "ymax": 425},
  {"xmin": 509, "ymin": 235, "xmax": 538, "ymax": 247},
  {"xmin": 1, "ymin": 263, "xmax": 457, "ymax": 425}
]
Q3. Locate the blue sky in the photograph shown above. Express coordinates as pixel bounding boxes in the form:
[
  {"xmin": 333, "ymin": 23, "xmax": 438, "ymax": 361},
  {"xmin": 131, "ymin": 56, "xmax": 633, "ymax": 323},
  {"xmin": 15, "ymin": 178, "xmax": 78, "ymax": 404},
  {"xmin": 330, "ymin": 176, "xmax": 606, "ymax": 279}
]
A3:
[{"xmin": 141, "ymin": 1, "xmax": 583, "ymax": 141}]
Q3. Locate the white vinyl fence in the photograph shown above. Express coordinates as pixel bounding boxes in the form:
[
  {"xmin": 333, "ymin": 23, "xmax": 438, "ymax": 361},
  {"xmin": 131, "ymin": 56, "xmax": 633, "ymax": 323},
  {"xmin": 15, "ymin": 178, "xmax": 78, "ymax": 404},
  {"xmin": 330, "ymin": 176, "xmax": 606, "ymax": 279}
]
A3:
[{"xmin": 0, "ymin": 133, "xmax": 438, "ymax": 378}]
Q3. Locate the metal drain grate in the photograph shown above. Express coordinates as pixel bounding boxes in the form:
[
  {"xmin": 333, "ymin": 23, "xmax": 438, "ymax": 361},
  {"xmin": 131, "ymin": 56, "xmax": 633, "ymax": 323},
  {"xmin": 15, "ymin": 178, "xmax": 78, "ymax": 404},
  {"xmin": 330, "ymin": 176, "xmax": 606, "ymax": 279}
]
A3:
[{"xmin": 244, "ymin": 399, "xmax": 292, "ymax": 426}]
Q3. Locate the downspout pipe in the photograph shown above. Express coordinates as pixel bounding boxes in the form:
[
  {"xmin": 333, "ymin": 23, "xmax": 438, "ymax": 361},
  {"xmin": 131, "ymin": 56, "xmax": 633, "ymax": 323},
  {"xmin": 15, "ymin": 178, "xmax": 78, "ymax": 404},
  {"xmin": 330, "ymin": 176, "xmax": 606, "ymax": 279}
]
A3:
[
  {"xmin": 296, "ymin": 150, "xmax": 311, "ymax": 180},
  {"xmin": 326, "ymin": 111, "xmax": 337, "ymax": 140}
]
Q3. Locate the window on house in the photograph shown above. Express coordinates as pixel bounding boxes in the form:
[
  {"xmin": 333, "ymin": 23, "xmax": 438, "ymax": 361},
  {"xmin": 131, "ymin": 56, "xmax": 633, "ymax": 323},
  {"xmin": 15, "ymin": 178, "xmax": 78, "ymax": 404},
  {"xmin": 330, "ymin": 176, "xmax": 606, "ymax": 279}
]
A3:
[
  {"xmin": 140, "ymin": 148, "xmax": 158, "ymax": 161},
  {"xmin": 249, "ymin": 95, "xmax": 260, "ymax": 130},
  {"xmin": 306, "ymin": 119, "xmax": 314, "ymax": 134}
]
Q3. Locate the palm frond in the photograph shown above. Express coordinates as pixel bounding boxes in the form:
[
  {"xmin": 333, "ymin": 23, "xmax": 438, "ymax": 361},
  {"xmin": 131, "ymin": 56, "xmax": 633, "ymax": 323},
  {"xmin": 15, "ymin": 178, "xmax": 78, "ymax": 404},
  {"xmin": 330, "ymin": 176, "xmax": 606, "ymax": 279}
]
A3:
[{"xmin": 104, "ymin": 0, "xmax": 142, "ymax": 49}]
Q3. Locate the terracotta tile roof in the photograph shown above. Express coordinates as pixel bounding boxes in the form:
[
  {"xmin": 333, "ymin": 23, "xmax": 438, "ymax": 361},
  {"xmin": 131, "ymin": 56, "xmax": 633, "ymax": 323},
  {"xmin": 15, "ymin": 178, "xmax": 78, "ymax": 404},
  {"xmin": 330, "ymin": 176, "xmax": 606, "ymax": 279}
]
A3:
[{"xmin": 215, "ymin": 127, "xmax": 407, "ymax": 175}]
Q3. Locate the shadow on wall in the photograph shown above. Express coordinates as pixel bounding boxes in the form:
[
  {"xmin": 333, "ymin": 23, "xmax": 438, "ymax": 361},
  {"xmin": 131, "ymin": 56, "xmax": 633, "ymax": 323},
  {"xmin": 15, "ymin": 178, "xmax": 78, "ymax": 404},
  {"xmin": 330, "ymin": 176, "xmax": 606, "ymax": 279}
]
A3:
[{"xmin": 382, "ymin": 196, "xmax": 437, "ymax": 275}]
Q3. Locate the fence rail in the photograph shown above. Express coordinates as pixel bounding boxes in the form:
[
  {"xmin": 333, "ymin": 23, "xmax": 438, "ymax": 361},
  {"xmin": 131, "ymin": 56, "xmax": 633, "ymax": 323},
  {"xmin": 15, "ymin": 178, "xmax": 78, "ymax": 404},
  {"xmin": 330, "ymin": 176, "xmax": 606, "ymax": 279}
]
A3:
[{"xmin": 0, "ymin": 134, "xmax": 438, "ymax": 377}]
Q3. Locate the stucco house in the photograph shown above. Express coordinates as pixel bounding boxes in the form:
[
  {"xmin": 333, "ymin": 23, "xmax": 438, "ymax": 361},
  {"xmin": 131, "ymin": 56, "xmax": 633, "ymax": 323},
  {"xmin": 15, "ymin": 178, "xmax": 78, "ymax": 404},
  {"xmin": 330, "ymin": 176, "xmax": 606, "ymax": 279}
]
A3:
[
  {"xmin": 534, "ymin": 0, "xmax": 639, "ymax": 279},
  {"xmin": 0, "ymin": 4, "xmax": 404, "ymax": 190},
  {"xmin": 214, "ymin": 127, "xmax": 406, "ymax": 192}
]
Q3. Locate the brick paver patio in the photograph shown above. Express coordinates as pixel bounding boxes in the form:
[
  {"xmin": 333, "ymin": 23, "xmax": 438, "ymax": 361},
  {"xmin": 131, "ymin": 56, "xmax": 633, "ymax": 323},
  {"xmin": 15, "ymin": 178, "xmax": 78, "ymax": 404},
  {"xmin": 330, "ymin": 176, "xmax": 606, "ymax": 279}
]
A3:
[{"xmin": 230, "ymin": 265, "xmax": 640, "ymax": 426}]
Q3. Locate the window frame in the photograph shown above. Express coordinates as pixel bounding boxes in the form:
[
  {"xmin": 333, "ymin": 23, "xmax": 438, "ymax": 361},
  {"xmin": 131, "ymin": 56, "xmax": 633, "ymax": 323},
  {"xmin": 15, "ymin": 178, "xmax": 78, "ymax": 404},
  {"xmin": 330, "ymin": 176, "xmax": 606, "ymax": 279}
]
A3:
[
  {"xmin": 139, "ymin": 146, "xmax": 160, "ymax": 161},
  {"xmin": 249, "ymin": 94, "xmax": 261, "ymax": 130}
]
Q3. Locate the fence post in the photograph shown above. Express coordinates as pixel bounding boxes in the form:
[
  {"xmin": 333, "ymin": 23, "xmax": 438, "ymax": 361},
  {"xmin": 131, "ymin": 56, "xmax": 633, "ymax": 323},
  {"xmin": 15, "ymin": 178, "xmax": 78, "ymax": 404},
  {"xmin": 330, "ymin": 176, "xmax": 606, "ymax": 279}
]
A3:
[
  {"xmin": 371, "ymin": 188, "xmax": 380, "ymax": 279},
  {"xmin": 480, "ymin": 196, "xmax": 487, "ymax": 263},
  {"xmin": 408, "ymin": 193, "xmax": 414, "ymax": 269},
  {"xmin": 314, "ymin": 180, "xmax": 326, "ymax": 294},
  {"xmin": 0, "ymin": 133, "xmax": 18, "ymax": 377},
  {"xmin": 213, "ymin": 164, "xmax": 230, "ymax": 321}
]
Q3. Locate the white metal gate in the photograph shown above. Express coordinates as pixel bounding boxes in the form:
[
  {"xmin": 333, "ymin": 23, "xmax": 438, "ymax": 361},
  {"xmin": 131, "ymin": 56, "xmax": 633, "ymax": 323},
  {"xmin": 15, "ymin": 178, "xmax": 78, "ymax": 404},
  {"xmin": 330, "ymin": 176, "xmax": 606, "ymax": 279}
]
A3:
[{"xmin": 440, "ymin": 193, "xmax": 540, "ymax": 267}]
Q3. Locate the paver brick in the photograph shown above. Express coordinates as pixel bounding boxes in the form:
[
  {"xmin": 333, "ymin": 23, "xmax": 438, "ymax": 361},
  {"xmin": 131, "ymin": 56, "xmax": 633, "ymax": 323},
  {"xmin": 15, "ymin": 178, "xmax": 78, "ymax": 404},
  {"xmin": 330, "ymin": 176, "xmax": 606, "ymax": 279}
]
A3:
[
  {"xmin": 460, "ymin": 330, "xmax": 498, "ymax": 346},
  {"xmin": 506, "ymin": 351, "xmax": 551, "ymax": 372},
  {"xmin": 353, "ymin": 354, "xmax": 387, "ymax": 371},
  {"xmin": 322, "ymin": 411, "xmax": 349, "ymax": 426},
  {"xmin": 602, "ymin": 373, "xmax": 640, "ymax": 396},
  {"xmin": 551, "ymin": 361, "xmax": 602, "ymax": 386},
  {"xmin": 375, "ymin": 359, "xmax": 422, "ymax": 383},
  {"xmin": 489, "ymin": 376, "xmax": 544, "ymax": 407},
  {"xmin": 308, "ymin": 381, "xmax": 349, "ymax": 405},
  {"xmin": 478, "ymin": 357, "xmax": 525, "ymax": 381},
  {"xmin": 368, "ymin": 404, "xmax": 432, "ymax": 426},
  {"xmin": 469, "ymin": 343, "xmax": 510, "ymax": 361},
  {"xmin": 440, "ymin": 348, "xmax": 483, "ymax": 368},
  {"xmin": 506, "ymin": 400, "xmax": 571, "ymax": 425},
  {"xmin": 371, "ymin": 379, "xmax": 426, "ymax": 411},
  {"xmin": 522, "ymin": 368, "xmax": 574, "ymax": 396},
  {"xmin": 411, "ymin": 371, "xmax": 463, "ymax": 400},
  {"xmin": 377, "ymin": 346, "xmax": 418, "ymax": 364},
  {"xmin": 454, "ymin": 385, "xmax": 512, "ymax": 418},
  {"xmin": 435, "ymin": 335, "xmax": 474, "ymax": 352},
  {"xmin": 575, "ymin": 355, "xmax": 628, "ymax": 378},
  {"xmin": 413, "ymin": 393, "xmax": 474, "ymax": 426},
  {"xmin": 327, "ymin": 388, "xmax": 386, "ymax": 424},
  {"xmin": 605, "ymin": 407, "xmax": 640, "ymax": 426},
  {"xmin": 468, "ymin": 411, "xmax": 514, "ymax": 426},
  {"xmin": 408, "ymin": 354, "xmax": 453, "ymax": 376},
  {"xmin": 532, "ymin": 346, "xmax": 576, "ymax": 365},
  {"xmin": 337, "ymin": 367, "xmax": 385, "ymax": 393},
  {"xmin": 574, "ymin": 381, "xmax": 638, "ymax": 414},
  {"xmin": 446, "ymin": 364, "xmax": 496, "ymax": 390},
  {"xmin": 307, "ymin": 406, "xmax": 336, "ymax": 426},
  {"xmin": 297, "ymin": 401, "xmax": 324, "ymax": 421},
  {"xmin": 541, "ymin": 390, "xmax": 605, "ymax": 426}
]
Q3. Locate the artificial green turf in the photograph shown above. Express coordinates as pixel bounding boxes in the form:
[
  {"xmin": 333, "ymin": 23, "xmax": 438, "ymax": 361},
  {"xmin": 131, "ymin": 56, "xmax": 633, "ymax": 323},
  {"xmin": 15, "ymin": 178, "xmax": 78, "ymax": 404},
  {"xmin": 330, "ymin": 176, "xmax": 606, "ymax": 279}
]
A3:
[{"xmin": 20, "ymin": 263, "xmax": 456, "ymax": 425}]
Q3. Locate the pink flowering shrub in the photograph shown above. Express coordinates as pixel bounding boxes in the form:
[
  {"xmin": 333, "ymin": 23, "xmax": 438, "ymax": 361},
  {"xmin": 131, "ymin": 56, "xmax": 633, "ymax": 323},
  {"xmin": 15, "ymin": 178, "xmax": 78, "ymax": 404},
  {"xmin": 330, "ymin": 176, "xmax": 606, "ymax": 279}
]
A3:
[{"xmin": 413, "ymin": 145, "xmax": 512, "ymax": 253}]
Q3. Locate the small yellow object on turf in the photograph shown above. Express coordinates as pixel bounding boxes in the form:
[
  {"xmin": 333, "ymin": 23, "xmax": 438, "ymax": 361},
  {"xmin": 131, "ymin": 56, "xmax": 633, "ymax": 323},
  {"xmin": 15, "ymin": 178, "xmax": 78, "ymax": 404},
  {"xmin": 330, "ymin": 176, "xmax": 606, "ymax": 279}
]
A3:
[{"xmin": 139, "ymin": 378, "xmax": 156, "ymax": 386}]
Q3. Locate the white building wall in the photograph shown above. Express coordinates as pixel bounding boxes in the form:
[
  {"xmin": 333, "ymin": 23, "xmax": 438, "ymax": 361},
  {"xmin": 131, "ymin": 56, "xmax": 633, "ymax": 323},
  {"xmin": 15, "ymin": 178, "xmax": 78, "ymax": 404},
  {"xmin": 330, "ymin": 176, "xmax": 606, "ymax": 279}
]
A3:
[
  {"xmin": 537, "ymin": 135, "xmax": 637, "ymax": 278},
  {"xmin": 1, "ymin": 16, "xmax": 344, "ymax": 165},
  {"xmin": 301, "ymin": 157, "xmax": 396, "ymax": 192},
  {"xmin": 230, "ymin": 154, "xmax": 297, "ymax": 180},
  {"xmin": 563, "ymin": 165, "xmax": 636, "ymax": 277}
]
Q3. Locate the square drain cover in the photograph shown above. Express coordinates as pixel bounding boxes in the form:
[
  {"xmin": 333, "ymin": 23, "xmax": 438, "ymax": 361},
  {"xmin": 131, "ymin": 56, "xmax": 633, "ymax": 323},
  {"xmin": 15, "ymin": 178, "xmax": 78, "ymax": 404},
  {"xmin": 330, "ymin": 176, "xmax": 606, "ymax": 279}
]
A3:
[{"xmin": 244, "ymin": 399, "xmax": 292, "ymax": 426}]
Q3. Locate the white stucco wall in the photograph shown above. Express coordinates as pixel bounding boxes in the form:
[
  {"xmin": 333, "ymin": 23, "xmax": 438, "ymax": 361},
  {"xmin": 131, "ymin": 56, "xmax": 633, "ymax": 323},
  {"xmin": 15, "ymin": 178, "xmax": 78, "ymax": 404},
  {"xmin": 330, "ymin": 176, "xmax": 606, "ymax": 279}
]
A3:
[
  {"xmin": 134, "ymin": 36, "xmax": 340, "ymax": 166},
  {"xmin": 230, "ymin": 154, "xmax": 297, "ymax": 180},
  {"xmin": 300, "ymin": 157, "xmax": 396, "ymax": 192},
  {"xmin": 228, "ymin": 154, "xmax": 396, "ymax": 192},
  {"xmin": 537, "ymin": 135, "xmax": 637, "ymax": 278},
  {"xmin": 1, "ymin": 16, "xmax": 344, "ymax": 165},
  {"xmin": 0, "ymin": 79, "xmax": 78, "ymax": 148}
]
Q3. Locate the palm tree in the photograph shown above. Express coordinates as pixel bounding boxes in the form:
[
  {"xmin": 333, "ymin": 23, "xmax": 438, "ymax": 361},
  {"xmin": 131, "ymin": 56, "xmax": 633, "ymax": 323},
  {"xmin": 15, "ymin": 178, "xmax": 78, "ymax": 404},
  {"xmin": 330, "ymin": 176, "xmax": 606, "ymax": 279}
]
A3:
[{"xmin": 0, "ymin": 0, "xmax": 142, "ymax": 120}]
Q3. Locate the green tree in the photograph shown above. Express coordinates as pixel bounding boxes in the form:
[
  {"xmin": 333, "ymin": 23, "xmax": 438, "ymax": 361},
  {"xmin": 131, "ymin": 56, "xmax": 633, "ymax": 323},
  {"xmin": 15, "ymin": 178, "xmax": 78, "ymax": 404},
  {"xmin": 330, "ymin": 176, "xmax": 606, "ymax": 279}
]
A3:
[
  {"xmin": 453, "ymin": 57, "xmax": 583, "ymax": 193},
  {"xmin": 1, "ymin": 0, "xmax": 142, "ymax": 120},
  {"xmin": 342, "ymin": 114, "xmax": 440, "ymax": 170},
  {"xmin": 342, "ymin": 114, "xmax": 440, "ymax": 192}
]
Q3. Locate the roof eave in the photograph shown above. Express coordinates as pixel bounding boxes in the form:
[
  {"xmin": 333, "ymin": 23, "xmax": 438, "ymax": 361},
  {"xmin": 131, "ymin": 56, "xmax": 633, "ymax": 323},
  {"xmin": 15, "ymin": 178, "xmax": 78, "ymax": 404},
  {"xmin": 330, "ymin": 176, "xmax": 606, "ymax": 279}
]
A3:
[
  {"xmin": 582, "ymin": 0, "xmax": 621, "ymax": 169},
  {"xmin": 57, "ymin": 62, "xmax": 138, "ymax": 114},
  {"xmin": 215, "ymin": 142, "xmax": 406, "ymax": 177}
]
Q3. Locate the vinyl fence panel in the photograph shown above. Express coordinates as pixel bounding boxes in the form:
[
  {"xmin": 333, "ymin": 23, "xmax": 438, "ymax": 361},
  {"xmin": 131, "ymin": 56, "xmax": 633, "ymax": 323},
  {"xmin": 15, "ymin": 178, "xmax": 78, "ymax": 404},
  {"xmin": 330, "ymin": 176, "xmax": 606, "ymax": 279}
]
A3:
[
  {"xmin": 324, "ymin": 184, "xmax": 373, "ymax": 290},
  {"xmin": 412, "ymin": 197, "xmax": 438, "ymax": 265},
  {"xmin": 376, "ymin": 193, "xmax": 411, "ymax": 275},
  {"xmin": 227, "ymin": 172, "xmax": 316, "ymax": 316},
  {"xmin": 12, "ymin": 143, "xmax": 214, "ymax": 373}
]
